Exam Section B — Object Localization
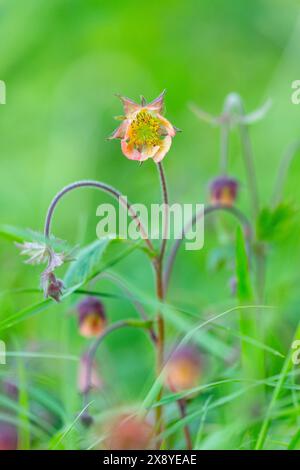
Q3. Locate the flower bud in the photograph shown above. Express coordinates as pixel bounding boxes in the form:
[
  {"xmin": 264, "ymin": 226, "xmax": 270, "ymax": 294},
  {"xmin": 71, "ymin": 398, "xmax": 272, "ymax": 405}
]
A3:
[
  {"xmin": 77, "ymin": 297, "xmax": 107, "ymax": 338},
  {"xmin": 78, "ymin": 353, "xmax": 102, "ymax": 394},
  {"xmin": 164, "ymin": 345, "xmax": 202, "ymax": 392},
  {"xmin": 41, "ymin": 271, "xmax": 64, "ymax": 302},
  {"xmin": 209, "ymin": 176, "xmax": 239, "ymax": 207},
  {"xmin": 0, "ymin": 422, "xmax": 18, "ymax": 450},
  {"xmin": 104, "ymin": 414, "xmax": 154, "ymax": 450}
]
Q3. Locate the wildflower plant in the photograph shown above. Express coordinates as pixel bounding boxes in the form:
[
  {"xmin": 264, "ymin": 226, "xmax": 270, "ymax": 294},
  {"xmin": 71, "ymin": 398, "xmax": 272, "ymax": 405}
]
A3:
[{"xmin": 3, "ymin": 88, "xmax": 299, "ymax": 451}]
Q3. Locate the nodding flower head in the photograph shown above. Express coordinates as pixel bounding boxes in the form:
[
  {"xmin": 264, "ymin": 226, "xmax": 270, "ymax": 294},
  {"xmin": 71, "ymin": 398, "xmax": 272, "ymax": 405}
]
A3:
[
  {"xmin": 16, "ymin": 240, "xmax": 74, "ymax": 301},
  {"xmin": 164, "ymin": 345, "xmax": 202, "ymax": 393},
  {"xmin": 104, "ymin": 414, "xmax": 154, "ymax": 450},
  {"xmin": 41, "ymin": 271, "xmax": 64, "ymax": 302},
  {"xmin": 77, "ymin": 297, "xmax": 107, "ymax": 338},
  {"xmin": 0, "ymin": 422, "xmax": 18, "ymax": 450},
  {"xmin": 78, "ymin": 353, "xmax": 102, "ymax": 395},
  {"xmin": 209, "ymin": 176, "xmax": 239, "ymax": 207},
  {"xmin": 109, "ymin": 91, "xmax": 178, "ymax": 163}
]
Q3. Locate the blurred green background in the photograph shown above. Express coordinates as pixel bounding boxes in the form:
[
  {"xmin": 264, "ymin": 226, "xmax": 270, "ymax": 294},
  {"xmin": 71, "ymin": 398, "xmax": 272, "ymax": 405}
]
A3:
[{"xmin": 1, "ymin": 0, "xmax": 300, "ymax": 450}]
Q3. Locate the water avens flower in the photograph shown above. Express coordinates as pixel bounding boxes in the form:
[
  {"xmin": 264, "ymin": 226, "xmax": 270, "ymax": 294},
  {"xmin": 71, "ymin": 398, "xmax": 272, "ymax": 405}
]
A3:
[
  {"xmin": 109, "ymin": 91, "xmax": 177, "ymax": 162},
  {"xmin": 164, "ymin": 345, "xmax": 202, "ymax": 392},
  {"xmin": 209, "ymin": 176, "xmax": 239, "ymax": 207},
  {"xmin": 77, "ymin": 297, "xmax": 107, "ymax": 338},
  {"xmin": 104, "ymin": 414, "xmax": 154, "ymax": 450}
]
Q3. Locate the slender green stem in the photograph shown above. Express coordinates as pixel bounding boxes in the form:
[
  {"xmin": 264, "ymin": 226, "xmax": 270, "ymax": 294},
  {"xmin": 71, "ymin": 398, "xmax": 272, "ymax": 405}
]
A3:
[{"xmin": 238, "ymin": 121, "xmax": 260, "ymax": 218}]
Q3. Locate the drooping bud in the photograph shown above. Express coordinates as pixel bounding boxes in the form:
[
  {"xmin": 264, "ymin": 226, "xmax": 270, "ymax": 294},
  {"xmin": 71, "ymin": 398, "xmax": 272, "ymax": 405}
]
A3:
[
  {"xmin": 209, "ymin": 176, "xmax": 239, "ymax": 207},
  {"xmin": 164, "ymin": 345, "xmax": 202, "ymax": 392},
  {"xmin": 41, "ymin": 271, "xmax": 64, "ymax": 302},
  {"xmin": 0, "ymin": 422, "xmax": 18, "ymax": 450},
  {"xmin": 78, "ymin": 353, "xmax": 102, "ymax": 394},
  {"xmin": 77, "ymin": 297, "xmax": 107, "ymax": 338},
  {"xmin": 104, "ymin": 414, "xmax": 154, "ymax": 450}
]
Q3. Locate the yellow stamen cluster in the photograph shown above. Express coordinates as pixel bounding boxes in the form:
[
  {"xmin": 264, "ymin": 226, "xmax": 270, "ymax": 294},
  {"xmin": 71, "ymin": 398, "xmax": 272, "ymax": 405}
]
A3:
[{"xmin": 129, "ymin": 110, "xmax": 162, "ymax": 147}]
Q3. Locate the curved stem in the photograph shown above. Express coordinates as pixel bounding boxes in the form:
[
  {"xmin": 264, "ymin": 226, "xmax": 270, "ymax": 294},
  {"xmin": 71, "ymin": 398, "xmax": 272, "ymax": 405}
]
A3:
[
  {"xmin": 44, "ymin": 179, "xmax": 154, "ymax": 253},
  {"xmin": 164, "ymin": 204, "xmax": 252, "ymax": 292},
  {"xmin": 82, "ymin": 319, "xmax": 152, "ymax": 408}
]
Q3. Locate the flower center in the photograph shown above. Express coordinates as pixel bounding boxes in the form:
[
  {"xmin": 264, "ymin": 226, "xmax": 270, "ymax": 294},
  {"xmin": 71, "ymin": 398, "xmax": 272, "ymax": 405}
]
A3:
[{"xmin": 129, "ymin": 110, "xmax": 161, "ymax": 147}]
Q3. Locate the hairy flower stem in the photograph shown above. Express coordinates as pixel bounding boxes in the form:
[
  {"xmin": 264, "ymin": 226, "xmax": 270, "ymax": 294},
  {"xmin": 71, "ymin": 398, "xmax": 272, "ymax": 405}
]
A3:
[
  {"xmin": 44, "ymin": 179, "xmax": 154, "ymax": 253},
  {"xmin": 164, "ymin": 204, "xmax": 252, "ymax": 292},
  {"xmin": 153, "ymin": 162, "xmax": 169, "ymax": 447},
  {"xmin": 157, "ymin": 162, "xmax": 169, "ymax": 263}
]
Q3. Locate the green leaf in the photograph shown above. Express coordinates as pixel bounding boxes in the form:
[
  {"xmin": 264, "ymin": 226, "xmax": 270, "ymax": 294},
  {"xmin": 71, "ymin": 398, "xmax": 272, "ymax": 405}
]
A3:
[
  {"xmin": 0, "ymin": 224, "xmax": 71, "ymax": 251},
  {"xmin": 64, "ymin": 237, "xmax": 139, "ymax": 289},
  {"xmin": 0, "ymin": 299, "xmax": 52, "ymax": 332},
  {"xmin": 256, "ymin": 203, "xmax": 297, "ymax": 243}
]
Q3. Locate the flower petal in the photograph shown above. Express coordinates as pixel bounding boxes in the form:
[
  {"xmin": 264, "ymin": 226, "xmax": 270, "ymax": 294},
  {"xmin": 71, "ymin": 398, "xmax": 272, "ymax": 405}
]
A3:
[
  {"xmin": 153, "ymin": 136, "xmax": 172, "ymax": 163},
  {"xmin": 108, "ymin": 120, "xmax": 130, "ymax": 140},
  {"xmin": 140, "ymin": 145, "xmax": 160, "ymax": 160},
  {"xmin": 117, "ymin": 95, "xmax": 141, "ymax": 117},
  {"xmin": 158, "ymin": 115, "xmax": 176, "ymax": 137},
  {"xmin": 121, "ymin": 140, "xmax": 145, "ymax": 161},
  {"xmin": 146, "ymin": 90, "xmax": 166, "ymax": 113}
]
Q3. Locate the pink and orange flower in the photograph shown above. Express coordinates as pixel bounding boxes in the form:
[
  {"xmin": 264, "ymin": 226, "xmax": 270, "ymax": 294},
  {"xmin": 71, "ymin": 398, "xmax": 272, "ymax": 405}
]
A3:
[{"xmin": 109, "ymin": 91, "xmax": 177, "ymax": 162}]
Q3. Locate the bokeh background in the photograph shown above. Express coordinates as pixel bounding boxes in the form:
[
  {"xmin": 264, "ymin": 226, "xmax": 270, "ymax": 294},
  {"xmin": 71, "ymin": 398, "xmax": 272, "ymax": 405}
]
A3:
[{"xmin": 1, "ymin": 0, "xmax": 300, "ymax": 450}]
